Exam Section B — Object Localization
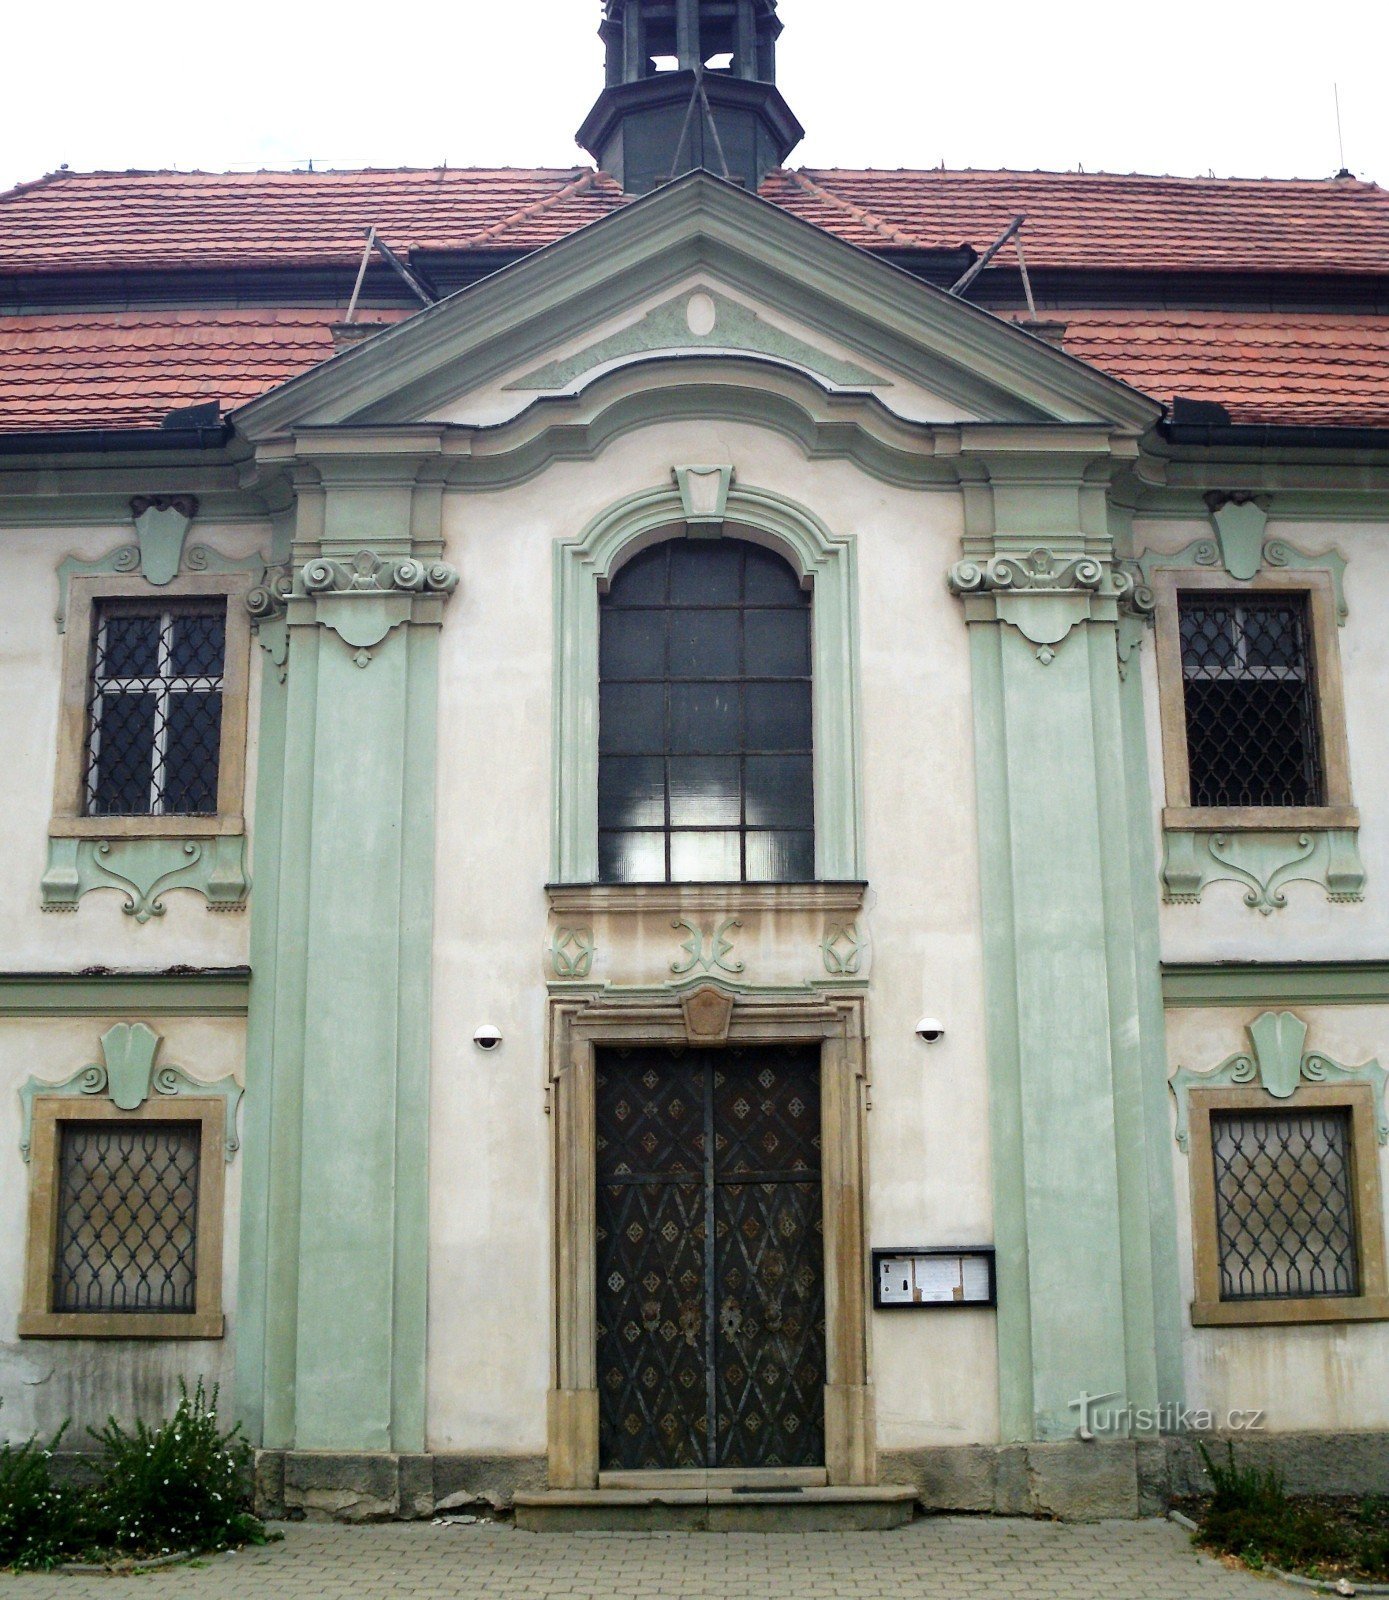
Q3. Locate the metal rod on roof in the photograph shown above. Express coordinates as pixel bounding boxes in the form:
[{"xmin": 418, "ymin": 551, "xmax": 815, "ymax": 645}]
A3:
[
  {"xmin": 344, "ymin": 227, "xmax": 376, "ymax": 326},
  {"xmin": 1015, "ymin": 232, "xmax": 1039, "ymax": 320},
  {"xmin": 372, "ymin": 234, "xmax": 437, "ymax": 307},
  {"xmin": 696, "ymin": 68, "xmax": 734, "ymax": 183},
  {"xmin": 667, "ymin": 72, "xmax": 704, "ymax": 185},
  {"xmin": 949, "ymin": 214, "xmax": 1026, "ymax": 297}
]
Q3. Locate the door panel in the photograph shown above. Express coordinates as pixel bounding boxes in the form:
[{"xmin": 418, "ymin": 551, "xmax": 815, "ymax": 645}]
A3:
[{"xmin": 595, "ymin": 1045, "xmax": 824, "ymax": 1472}]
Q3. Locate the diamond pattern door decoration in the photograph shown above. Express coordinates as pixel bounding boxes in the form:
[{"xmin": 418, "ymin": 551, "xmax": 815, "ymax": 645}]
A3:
[{"xmin": 595, "ymin": 1045, "xmax": 825, "ymax": 1471}]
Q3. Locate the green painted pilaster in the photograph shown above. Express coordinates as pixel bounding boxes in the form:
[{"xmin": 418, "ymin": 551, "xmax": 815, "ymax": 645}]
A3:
[
  {"xmin": 949, "ymin": 442, "xmax": 1177, "ymax": 1441},
  {"xmin": 236, "ymin": 450, "xmax": 456, "ymax": 1453}
]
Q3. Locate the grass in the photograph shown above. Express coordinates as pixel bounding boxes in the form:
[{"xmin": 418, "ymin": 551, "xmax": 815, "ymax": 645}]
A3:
[{"xmin": 1187, "ymin": 1443, "xmax": 1389, "ymax": 1585}]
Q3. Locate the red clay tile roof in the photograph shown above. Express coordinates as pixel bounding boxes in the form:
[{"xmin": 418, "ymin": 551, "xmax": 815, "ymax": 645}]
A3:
[
  {"xmin": 3, "ymin": 165, "xmax": 1388, "ymax": 275},
  {"xmin": 765, "ymin": 169, "xmax": 1389, "ymax": 274},
  {"xmin": 1054, "ymin": 310, "xmax": 1389, "ymax": 429},
  {"xmin": 0, "ymin": 309, "xmax": 410, "ymax": 430},
  {"xmin": 0, "ymin": 168, "xmax": 631, "ymax": 272}
]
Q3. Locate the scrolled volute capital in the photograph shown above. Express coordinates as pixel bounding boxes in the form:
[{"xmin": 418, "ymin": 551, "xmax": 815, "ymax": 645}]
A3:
[
  {"xmin": 947, "ymin": 545, "xmax": 1112, "ymax": 598},
  {"xmin": 297, "ymin": 549, "xmax": 460, "ymax": 600}
]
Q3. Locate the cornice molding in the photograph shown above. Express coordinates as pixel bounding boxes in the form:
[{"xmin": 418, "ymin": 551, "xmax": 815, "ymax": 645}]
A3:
[
  {"xmin": 1162, "ymin": 961, "xmax": 1389, "ymax": 1009},
  {"xmin": 0, "ymin": 969, "xmax": 251, "ymax": 1016}
]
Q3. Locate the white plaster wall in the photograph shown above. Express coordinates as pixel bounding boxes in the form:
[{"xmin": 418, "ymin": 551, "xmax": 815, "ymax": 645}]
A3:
[
  {"xmin": 1165, "ymin": 1005, "xmax": 1389, "ymax": 1431},
  {"xmin": 0, "ymin": 1015, "xmax": 244, "ymax": 1443},
  {"xmin": 0, "ymin": 520, "xmax": 271, "ymax": 970},
  {"xmin": 426, "ymin": 420, "xmax": 999, "ymax": 1454},
  {"xmin": 1137, "ymin": 516, "xmax": 1389, "ymax": 959}
]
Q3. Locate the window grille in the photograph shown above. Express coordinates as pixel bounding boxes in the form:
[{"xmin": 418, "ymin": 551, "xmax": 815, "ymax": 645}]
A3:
[
  {"xmin": 83, "ymin": 603, "xmax": 225, "ymax": 817},
  {"xmin": 1178, "ymin": 594, "xmax": 1324, "ymax": 808},
  {"xmin": 52, "ymin": 1121, "xmax": 201, "ymax": 1315},
  {"xmin": 1211, "ymin": 1108, "xmax": 1358, "ymax": 1301},
  {"xmin": 598, "ymin": 539, "xmax": 814, "ymax": 883}
]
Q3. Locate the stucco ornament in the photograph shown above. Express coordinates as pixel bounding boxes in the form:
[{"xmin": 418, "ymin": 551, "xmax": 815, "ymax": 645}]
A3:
[
  {"xmin": 41, "ymin": 835, "xmax": 251, "ymax": 921},
  {"xmin": 1169, "ymin": 1010, "xmax": 1389, "ymax": 1151},
  {"xmin": 299, "ymin": 550, "xmax": 460, "ymax": 658},
  {"xmin": 671, "ymin": 917, "xmax": 744, "ymax": 976},
  {"xmin": 948, "ymin": 545, "xmax": 1139, "ymax": 660},
  {"xmin": 821, "ymin": 923, "xmax": 867, "ymax": 976},
  {"xmin": 1162, "ymin": 827, "xmax": 1365, "ymax": 914},
  {"xmin": 18, "ymin": 1021, "xmax": 244, "ymax": 1162},
  {"xmin": 550, "ymin": 926, "xmax": 596, "ymax": 979}
]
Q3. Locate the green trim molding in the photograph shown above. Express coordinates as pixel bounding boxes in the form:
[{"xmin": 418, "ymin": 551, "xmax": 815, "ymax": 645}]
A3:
[
  {"xmin": 0, "ymin": 968, "xmax": 250, "ymax": 1016},
  {"xmin": 1169, "ymin": 1010, "xmax": 1388, "ymax": 1151},
  {"xmin": 1163, "ymin": 961, "xmax": 1389, "ymax": 1008},
  {"xmin": 41, "ymin": 835, "xmax": 251, "ymax": 922},
  {"xmin": 1162, "ymin": 828, "xmax": 1365, "ymax": 915},
  {"xmin": 509, "ymin": 286, "xmax": 886, "ymax": 393},
  {"xmin": 550, "ymin": 472, "xmax": 864, "ymax": 882},
  {"xmin": 18, "ymin": 1020, "xmax": 243, "ymax": 1162}
]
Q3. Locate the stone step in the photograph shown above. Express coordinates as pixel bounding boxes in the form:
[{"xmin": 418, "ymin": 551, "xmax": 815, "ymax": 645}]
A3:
[{"xmin": 514, "ymin": 1484, "xmax": 917, "ymax": 1532}]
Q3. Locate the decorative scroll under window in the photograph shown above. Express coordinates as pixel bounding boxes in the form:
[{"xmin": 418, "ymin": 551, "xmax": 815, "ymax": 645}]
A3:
[
  {"xmin": 1211, "ymin": 1108, "xmax": 1358, "ymax": 1302},
  {"xmin": 83, "ymin": 603, "xmax": 226, "ymax": 817},
  {"xmin": 52, "ymin": 1121, "xmax": 201, "ymax": 1316},
  {"xmin": 598, "ymin": 539, "xmax": 814, "ymax": 883},
  {"xmin": 1178, "ymin": 594, "xmax": 1324, "ymax": 809}
]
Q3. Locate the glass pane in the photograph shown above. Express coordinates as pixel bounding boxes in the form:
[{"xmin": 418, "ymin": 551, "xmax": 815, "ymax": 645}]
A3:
[
  {"xmin": 600, "ymin": 682, "xmax": 665, "ymax": 754},
  {"xmin": 162, "ymin": 692, "xmax": 223, "ymax": 814},
  {"xmin": 745, "ymin": 754, "xmax": 813, "ymax": 828},
  {"xmin": 606, "ymin": 545, "xmax": 667, "ymax": 606},
  {"xmin": 745, "ymin": 681, "xmax": 811, "ymax": 751},
  {"xmin": 669, "ymin": 683, "xmax": 740, "ymax": 753},
  {"xmin": 744, "ymin": 544, "xmax": 804, "ymax": 605},
  {"xmin": 168, "ymin": 610, "xmax": 225, "ymax": 677},
  {"xmin": 669, "ymin": 540, "xmax": 740, "ymax": 605},
  {"xmin": 599, "ymin": 756, "xmax": 665, "ymax": 828},
  {"xmin": 100, "ymin": 612, "xmax": 160, "ymax": 678},
  {"xmin": 600, "ymin": 611, "xmax": 666, "ymax": 680},
  {"xmin": 1241, "ymin": 600, "xmax": 1305, "ymax": 673},
  {"xmin": 745, "ymin": 830, "xmax": 815, "ymax": 881},
  {"xmin": 599, "ymin": 831, "xmax": 666, "ymax": 882},
  {"xmin": 90, "ymin": 692, "xmax": 156, "ymax": 814},
  {"xmin": 669, "ymin": 830, "xmax": 741, "ymax": 881},
  {"xmin": 669, "ymin": 756, "xmax": 741, "ymax": 825},
  {"xmin": 744, "ymin": 610, "xmax": 810, "ymax": 677},
  {"xmin": 668, "ymin": 609, "xmax": 740, "ymax": 677}
]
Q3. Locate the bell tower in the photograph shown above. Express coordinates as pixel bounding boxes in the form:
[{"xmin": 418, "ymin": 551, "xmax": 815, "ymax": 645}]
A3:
[{"xmin": 578, "ymin": 0, "xmax": 803, "ymax": 195}]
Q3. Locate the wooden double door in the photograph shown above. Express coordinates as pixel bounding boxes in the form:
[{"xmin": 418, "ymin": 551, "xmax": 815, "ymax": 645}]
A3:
[{"xmin": 594, "ymin": 1044, "xmax": 826, "ymax": 1471}]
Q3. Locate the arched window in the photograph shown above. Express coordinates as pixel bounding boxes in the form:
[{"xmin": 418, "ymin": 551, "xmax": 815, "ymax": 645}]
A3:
[{"xmin": 598, "ymin": 537, "xmax": 814, "ymax": 883}]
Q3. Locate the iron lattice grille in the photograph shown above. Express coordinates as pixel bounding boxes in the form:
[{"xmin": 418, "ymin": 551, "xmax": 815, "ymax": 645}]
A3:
[
  {"xmin": 52, "ymin": 1121, "xmax": 201, "ymax": 1315},
  {"xmin": 595, "ymin": 1046, "xmax": 825, "ymax": 1471},
  {"xmin": 1211, "ymin": 1109, "xmax": 1359, "ymax": 1302},
  {"xmin": 83, "ymin": 603, "xmax": 226, "ymax": 817},
  {"xmin": 1178, "ymin": 593, "xmax": 1324, "ymax": 808},
  {"xmin": 598, "ymin": 538, "xmax": 814, "ymax": 884}
]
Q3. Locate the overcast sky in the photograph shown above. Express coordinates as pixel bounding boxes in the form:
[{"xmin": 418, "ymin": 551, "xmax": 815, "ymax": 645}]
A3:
[{"xmin": 3, "ymin": 0, "xmax": 1386, "ymax": 193}]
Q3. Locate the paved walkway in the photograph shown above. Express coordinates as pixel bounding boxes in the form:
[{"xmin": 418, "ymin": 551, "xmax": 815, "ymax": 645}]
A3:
[{"xmin": 0, "ymin": 1515, "xmax": 1280, "ymax": 1599}]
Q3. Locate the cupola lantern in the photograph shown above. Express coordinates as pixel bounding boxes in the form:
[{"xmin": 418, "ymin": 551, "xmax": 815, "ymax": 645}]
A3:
[{"xmin": 578, "ymin": 0, "xmax": 803, "ymax": 195}]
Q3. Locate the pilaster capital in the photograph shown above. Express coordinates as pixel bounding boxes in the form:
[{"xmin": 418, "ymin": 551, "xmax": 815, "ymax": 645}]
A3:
[{"xmin": 287, "ymin": 547, "xmax": 460, "ymax": 661}]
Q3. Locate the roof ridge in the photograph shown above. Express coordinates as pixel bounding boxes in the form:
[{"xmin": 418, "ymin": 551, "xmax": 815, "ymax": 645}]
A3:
[
  {"xmin": 780, "ymin": 169, "xmax": 922, "ymax": 250},
  {"xmin": 799, "ymin": 165, "xmax": 1384, "ymax": 191},
  {"xmin": 457, "ymin": 167, "xmax": 611, "ymax": 248},
  {"xmin": 0, "ymin": 168, "xmax": 73, "ymax": 206}
]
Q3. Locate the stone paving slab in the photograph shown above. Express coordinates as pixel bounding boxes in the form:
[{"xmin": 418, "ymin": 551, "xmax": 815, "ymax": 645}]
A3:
[{"xmin": 0, "ymin": 1515, "xmax": 1277, "ymax": 1600}]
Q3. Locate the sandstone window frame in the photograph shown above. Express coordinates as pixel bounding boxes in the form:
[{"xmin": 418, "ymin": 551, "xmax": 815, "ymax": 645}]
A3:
[
  {"xmin": 19, "ymin": 1096, "xmax": 227, "ymax": 1340},
  {"xmin": 1150, "ymin": 566, "xmax": 1356, "ymax": 834},
  {"xmin": 51, "ymin": 572, "xmax": 254, "ymax": 841},
  {"xmin": 1186, "ymin": 1082, "xmax": 1389, "ymax": 1327}
]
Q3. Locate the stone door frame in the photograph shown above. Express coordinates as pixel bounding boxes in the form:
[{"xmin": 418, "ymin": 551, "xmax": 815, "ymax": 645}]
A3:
[{"xmin": 546, "ymin": 985, "xmax": 875, "ymax": 1488}]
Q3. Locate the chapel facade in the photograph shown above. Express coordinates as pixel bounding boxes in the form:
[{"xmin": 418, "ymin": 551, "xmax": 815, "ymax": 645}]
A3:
[{"xmin": 2, "ymin": 0, "xmax": 1388, "ymax": 1524}]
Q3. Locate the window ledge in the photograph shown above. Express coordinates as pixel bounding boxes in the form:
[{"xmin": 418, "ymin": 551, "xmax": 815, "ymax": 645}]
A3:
[
  {"xmin": 17, "ymin": 1311, "xmax": 225, "ymax": 1339},
  {"xmin": 1192, "ymin": 1295, "xmax": 1389, "ymax": 1328},
  {"xmin": 547, "ymin": 881, "xmax": 867, "ymax": 916},
  {"xmin": 1163, "ymin": 806, "xmax": 1359, "ymax": 833},
  {"xmin": 49, "ymin": 815, "xmax": 245, "ymax": 840}
]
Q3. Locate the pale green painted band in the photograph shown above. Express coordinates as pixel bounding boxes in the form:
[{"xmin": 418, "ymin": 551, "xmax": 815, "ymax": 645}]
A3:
[
  {"xmin": 0, "ymin": 969, "xmax": 250, "ymax": 1016},
  {"xmin": 1163, "ymin": 962, "xmax": 1389, "ymax": 1008}
]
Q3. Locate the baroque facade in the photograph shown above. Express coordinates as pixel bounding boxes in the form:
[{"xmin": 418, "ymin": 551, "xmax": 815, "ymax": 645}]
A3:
[{"xmin": 2, "ymin": 0, "xmax": 1389, "ymax": 1524}]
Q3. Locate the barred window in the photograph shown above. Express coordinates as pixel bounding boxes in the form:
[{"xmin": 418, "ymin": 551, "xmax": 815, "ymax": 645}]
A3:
[
  {"xmin": 52, "ymin": 1121, "xmax": 201, "ymax": 1315},
  {"xmin": 1178, "ymin": 594, "xmax": 1324, "ymax": 809},
  {"xmin": 83, "ymin": 602, "xmax": 226, "ymax": 817},
  {"xmin": 598, "ymin": 538, "xmax": 814, "ymax": 883},
  {"xmin": 1211, "ymin": 1108, "xmax": 1358, "ymax": 1302}
]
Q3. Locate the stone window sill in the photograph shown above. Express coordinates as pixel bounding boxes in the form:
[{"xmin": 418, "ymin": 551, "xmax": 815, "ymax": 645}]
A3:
[
  {"xmin": 18, "ymin": 1310, "xmax": 225, "ymax": 1340},
  {"xmin": 49, "ymin": 815, "xmax": 246, "ymax": 840},
  {"xmin": 1192, "ymin": 1295, "xmax": 1389, "ymax": 1327},
  {"xmin": 1163, "ymin": 806, "xmax": 1359, "ymax": 833},
  {"xmin": 547, "ymin": 882, "xmax": 867, "ymax": 916}
]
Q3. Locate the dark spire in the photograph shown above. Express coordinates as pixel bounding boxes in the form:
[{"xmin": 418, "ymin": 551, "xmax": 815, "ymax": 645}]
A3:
[{"xmin": 578, "ymin": 0, "xmax": 803, "ymax": 195}]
